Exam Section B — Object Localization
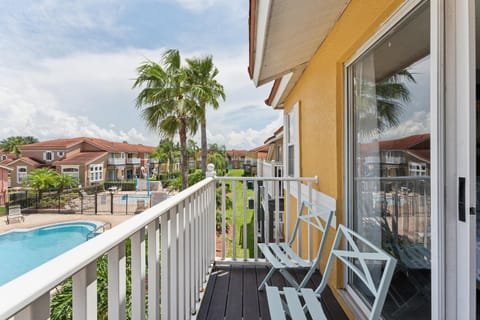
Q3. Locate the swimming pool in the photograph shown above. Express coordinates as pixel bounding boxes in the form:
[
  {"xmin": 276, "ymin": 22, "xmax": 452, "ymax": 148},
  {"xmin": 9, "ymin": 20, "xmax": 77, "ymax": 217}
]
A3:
[{"xmin": 0, "ymin": 221, "xmax": 101, "ymax": 286}]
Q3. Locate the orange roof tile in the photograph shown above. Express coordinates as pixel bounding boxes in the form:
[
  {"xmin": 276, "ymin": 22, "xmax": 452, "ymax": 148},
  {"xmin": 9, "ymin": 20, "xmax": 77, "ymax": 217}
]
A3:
[
  {"xmin": 53, "ymin": 152, "xmax": 108, "ymax": 166},
  {"xmin": 8, "ymin": 157, "xmax": 43, "ymax": 167}
]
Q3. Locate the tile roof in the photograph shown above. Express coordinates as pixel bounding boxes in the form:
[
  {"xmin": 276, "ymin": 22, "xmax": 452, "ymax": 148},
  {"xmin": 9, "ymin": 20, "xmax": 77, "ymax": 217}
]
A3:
[
  {"xmin": 19, "ymin": 137, "xmax": 156, "ymax": 153},
  {"xmin": 53, "ymin": 152, "xmax": 108, "ymax": 166},
  {"xmin": 226, "ymin": 150, "xmax": 248, "ymax": 157},
  {"xmin": 8, "ymin": 157, "xmax": 43, "ymax": 167},
  {"xmin": 360, "ymin": 134, "xmax": 430, "ymax": 153},
  {"xmin": 250, "ymin": 144, "xmax": 269, "ymax": 153}
]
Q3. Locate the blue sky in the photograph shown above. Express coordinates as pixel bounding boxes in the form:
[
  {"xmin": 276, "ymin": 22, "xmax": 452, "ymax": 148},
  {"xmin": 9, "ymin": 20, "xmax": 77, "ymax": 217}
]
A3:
[{"xmin": 0, "ymin": 0, "xmax": 281, "ymax": 149}]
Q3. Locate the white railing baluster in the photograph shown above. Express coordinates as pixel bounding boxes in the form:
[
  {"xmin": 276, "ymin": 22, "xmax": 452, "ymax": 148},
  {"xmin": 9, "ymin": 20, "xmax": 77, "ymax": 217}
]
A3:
[
  {"xmin": 297, "ymin": 180, "xmax": 302, "ymax": 256},
  {"xmin": 285, "ymin": 181, "xmax": 291, "ymax": 243},
  {"xmin": 147, "ymin": 219, "xmax": 160, "ymax": 320},
  {"xmin": 72, "ymin": 261, "xmax": 97, "ymax": 320},
  {"xmin": 211, "ymin": 183, "xmax": 216, "ymax": 264},
  {"xmin": 264, "ymin": 182, "xmax": 269, "ymax": 244},
  {"xmin": 15, "ymin": 293, "xmax": 49, "ymax": 320},
  {"xmin": 108, "ymin": 242, "xmax": 126, "ymax": 320},
  {"xmin": 131, "ymin": 229, "xmax": 146, "ymax": 320},
  {"xmin": 253, "ymin": 180, "xmax": 259, "ymax": 260},
  {"xmin": 274, "ymin": 180, "xmax": 280, "ymax": 244},
  {"xmin": 169, "ymin": 206, "xmax": 178, "ymax": 320},
  {"xmin": 194, "ymin": 191, "xmax": 200, "ymax": 303},
  {"xmin": 221, "ymin": 181, "xmax": 226, "ymax": 260},
  {"xmin": 160, "ymin": 212, "xmax": 170, "ymax": 320},
  {"xmin": 243, "ymin": 180, "xmax": 248, "ymax": 260},
  {"xmin": 308, "ymin": 181, "xmax": 312, "ymax": 261},
  {"xmin": 178, "ymin": 202, "xmax": 185, "ymax": 320},
  {"xmin": 185, "ymin": 196, "xmax": 192, "ymax": 316},
  {"xmin": 232, "ymin": 181, "xmax": 237, "ymax": 260}
]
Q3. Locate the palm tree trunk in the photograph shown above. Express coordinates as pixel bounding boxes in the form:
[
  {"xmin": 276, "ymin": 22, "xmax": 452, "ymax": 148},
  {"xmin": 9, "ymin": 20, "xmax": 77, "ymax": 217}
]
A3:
[
  {"xmin": 179, "ymin": 121, "xmax": 189, "ymax": 190},
  {"xmin": 201, "ymin": 116, "xmax": 208, "ymax": 176}
]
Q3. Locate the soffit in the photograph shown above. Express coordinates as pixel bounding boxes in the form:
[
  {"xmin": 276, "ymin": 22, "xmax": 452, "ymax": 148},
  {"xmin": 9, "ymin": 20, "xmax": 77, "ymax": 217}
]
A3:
[{"xmin": 254, "ymin": 0, "xmax": 350, "ymax": 86}]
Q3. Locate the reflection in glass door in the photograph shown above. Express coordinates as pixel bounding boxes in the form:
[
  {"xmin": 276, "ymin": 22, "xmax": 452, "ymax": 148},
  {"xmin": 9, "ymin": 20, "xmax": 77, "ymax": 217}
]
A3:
[{"xmin": 347, "ymin": 4, "xmax": 430, "ymax": 319}]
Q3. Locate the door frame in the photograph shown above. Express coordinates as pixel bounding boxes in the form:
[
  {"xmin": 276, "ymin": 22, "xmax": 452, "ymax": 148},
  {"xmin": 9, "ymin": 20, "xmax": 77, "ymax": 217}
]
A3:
[{"xmin": 443, "ymin": 0, "xmax": 477, "ymax": 318}]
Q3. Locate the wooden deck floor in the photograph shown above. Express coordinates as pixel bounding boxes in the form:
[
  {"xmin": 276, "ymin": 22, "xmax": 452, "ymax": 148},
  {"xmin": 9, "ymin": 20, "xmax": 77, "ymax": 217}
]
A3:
[{"xmin": 197, "ymin": 263, "xmax": 349, "ymax": 320}]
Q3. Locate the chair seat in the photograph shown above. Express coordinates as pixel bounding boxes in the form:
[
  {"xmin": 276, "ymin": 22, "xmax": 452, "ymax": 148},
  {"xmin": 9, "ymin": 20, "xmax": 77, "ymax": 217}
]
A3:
[
  {"xmin": 266, "ymin": 286, "xmax": 327, "ymax": 320},
  {"xmin": 259, "ymin": 243, "xmax": 311, "ymax": 269}
]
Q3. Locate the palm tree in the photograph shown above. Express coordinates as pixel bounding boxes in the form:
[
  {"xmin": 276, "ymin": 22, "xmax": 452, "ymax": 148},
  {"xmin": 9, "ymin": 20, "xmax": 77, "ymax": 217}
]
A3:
[
  {"xmin": 186, "ymin": 56, "xmax": 226, "ymax": 176},
  {"xmin": 22, "ymin": 168, "xmax": 57, "ymax": 199},
  {"xmin": 187, "ymin": 139, "xmax": 199, "ymax": 169},
  {"xmin": 54, "ymin": 173, "xmax": 79, "ymax": 194},
  {"xmin": 0, "ymin": 136, "xmax": 38, "ymax": 158},
  {"xmin": 355, "ymin": 69, "xmax": 415, "ymax": 138},
  {"xmin": 155, "ymin": 138, "xmax": 180, "ymax": 176},
  {"xmin": 133, "ymin": 49, "xmax": 199, "ymax": 190}
]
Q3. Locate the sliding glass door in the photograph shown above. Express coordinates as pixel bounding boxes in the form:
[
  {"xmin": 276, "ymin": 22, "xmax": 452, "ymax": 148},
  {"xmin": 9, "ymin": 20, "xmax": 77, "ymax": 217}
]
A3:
[{"xmin": 346, "ymin": 3, "xmax": 431, "ymax": 319}]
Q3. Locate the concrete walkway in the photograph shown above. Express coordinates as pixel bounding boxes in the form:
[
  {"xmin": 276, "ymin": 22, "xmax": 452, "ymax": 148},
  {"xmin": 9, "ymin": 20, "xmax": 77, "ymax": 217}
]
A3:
[{"xmin": 0, "ymin": 213, "xmax": 133, "ymax": 233}]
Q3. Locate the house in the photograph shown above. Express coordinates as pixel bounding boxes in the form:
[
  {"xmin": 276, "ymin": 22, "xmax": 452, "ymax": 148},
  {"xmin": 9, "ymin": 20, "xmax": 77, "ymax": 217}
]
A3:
[
  {"xmin": 246, "ymin": 144, "xmax": 269, "ymax": 166},
  {"xmin": 5, "ymin": 137, "xmax": 156, "ymax": 188},
  {"xmin": 0, "ymin": 165, "xmax": 12, "ymax": 206},
  {"xmin": 3, "ymin": 1, "xmax": 480, "ymax": 319},
  {"xmin": 225, "ymin": 149, "xmax": 247, "ymax": 169},
  {"xmin": 247, "ymin": 0, "xmax": 474, "ymax": 318},
  {"xmin": 264, "ymin": 126, "xmax": 283, "ymax": 163}
]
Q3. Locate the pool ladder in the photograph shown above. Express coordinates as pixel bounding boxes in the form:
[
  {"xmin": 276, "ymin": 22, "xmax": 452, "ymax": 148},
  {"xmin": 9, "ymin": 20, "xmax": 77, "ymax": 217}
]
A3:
[{"xmin": 86, "ymin": 222, "xmax": 112, "ymax": 240}]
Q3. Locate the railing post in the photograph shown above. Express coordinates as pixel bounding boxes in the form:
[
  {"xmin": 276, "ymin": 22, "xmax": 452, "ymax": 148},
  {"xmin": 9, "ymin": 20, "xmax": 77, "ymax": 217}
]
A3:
[
  {"xmin": 253, "ymin": 180, "xmax": 259, "ymax": 260},
  {"xmin": 72, "ymin": 261, "xmax": 97, "ymax": 320},
  {"xmin": 243, "ymin": 180, "xmax": 248, "ymax": 260},
  {"xmin": 131, "ymin": 229, "xmax": 146, "ymax": 320},
  {"xmin": 232, "ymin": 181, "xmax": 237, "ymax": 259},
  {"xmin": 160, "ymin": 212, "xmax": 170, "ymax": 319},
  {"xmin": 148, "ymin": 219, "xmax": 160, "ymax": 320},
  {"xmin": 221, "ymin": 181, "xmax": 226, "ymax": 260},
  {"xmin": 108, "ymin": 242, "xmax": 126, "ymax": 320},
  {"xmin": 15, "ymin": 293, "xmax": 50, "ymax": 320}
]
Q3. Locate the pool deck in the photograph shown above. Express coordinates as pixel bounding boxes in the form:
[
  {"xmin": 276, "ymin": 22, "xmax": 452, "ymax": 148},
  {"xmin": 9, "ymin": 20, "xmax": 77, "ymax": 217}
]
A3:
[{"xmin": 0, "ymin": 214, "xmax": 133, "ymax": 233}]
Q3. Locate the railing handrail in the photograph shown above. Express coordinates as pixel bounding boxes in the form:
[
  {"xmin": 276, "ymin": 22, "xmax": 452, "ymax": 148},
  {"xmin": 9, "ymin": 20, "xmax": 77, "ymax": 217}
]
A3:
[
  {"xmin": 215, "ymin": 176, "xmax": 318, "ymax": 182},
  {"xmin": 0, "ymin": 177, "xmax": 215, "ymax": 319}
]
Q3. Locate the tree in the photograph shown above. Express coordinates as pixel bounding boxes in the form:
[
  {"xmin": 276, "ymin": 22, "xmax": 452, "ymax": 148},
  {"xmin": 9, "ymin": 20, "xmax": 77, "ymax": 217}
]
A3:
[
  {"xmin": 133, "ymin": 49, "xmax": 199, "ymax": 190},
  {"xmin": 356, "ymin": 69, "xmax": 415, "ymax": 138},
  {"xmin": 187, "ymin": 139, "xmax": 199, "ymax": 168},
  {"xmin": 0, "ymin": 136, "xmax": 39, "ymax": 158},
  {"xmin": 154, "ymin": 139, "xmax": 180, "ymax": 176},
  {"xmin": 22, "ymin": 168, "xmax": 57, "ymax": 199},
  {"xmin": 54, "ymin": 173, "xmax": 79, "ymax": 194},
  {"xmin": 186, "ymin": 56, "xmax": 226, "ymax": 176}
]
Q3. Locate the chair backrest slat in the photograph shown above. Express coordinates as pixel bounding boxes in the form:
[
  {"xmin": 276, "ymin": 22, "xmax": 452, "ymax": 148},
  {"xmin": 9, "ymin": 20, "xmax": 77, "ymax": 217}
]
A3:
[{"xmin": 314, "ymin": 225, "xmax": 397, "ymax": 320}]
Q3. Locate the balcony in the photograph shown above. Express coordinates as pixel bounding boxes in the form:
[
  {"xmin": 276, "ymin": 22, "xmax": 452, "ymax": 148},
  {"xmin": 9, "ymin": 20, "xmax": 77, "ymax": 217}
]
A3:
[
  {"xmin": 126, "ymin": 157, "xmax": 141, "ymax": 165},
  {"xmin": 108, "ymin": 157, "xmax": 126, "ymax": 165},
  {"xmin": 0, "ymin": 173, "xmax": 365, "ymax": 319}
]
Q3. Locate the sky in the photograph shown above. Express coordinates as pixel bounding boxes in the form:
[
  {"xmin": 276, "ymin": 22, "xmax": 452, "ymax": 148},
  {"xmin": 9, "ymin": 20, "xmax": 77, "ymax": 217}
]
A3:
[{"xmin": 0, "ymin": 0, "xmax": 282, "ymax": 149}]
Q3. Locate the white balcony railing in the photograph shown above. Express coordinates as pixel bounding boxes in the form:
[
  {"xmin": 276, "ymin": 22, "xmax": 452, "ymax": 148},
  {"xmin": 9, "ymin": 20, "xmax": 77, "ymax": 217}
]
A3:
[
  {"xmin": 0, "ymin": 178, "xmax": 216, "ymax": 319},
  {"xmin": 0, "ymin": 166, "xmax": 322, "ymax": 319},
  {"xmin": 215, "ymin": 175, "xmax": 318, "ymax": 262},
  {"xmin": 127, "ymin": 157, "xmax": 141, "ymax": 165},
  {"xmin": 258, "ymin": 160, "xmax": 284, "ymax": 198},
  {"xmin": 108, "ymin": 157, "xmax": 126, "ymax": 165}
]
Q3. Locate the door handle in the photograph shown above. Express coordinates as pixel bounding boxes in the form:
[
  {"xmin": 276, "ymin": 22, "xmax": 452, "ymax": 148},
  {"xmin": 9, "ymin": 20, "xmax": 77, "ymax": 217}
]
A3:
[{"xmin": 458, "ymin": 177, "xmax": 465, "ymax": 222}]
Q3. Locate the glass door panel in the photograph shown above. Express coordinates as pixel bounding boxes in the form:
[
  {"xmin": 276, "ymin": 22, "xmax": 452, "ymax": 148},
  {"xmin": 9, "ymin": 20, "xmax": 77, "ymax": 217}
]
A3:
[{"xmin": 347, "ymin": 4, "xmax": 430, "ymax": 319}]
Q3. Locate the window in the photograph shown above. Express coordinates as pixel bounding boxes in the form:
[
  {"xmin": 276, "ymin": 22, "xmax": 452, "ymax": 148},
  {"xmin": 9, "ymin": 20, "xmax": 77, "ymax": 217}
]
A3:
[
  {"xmin": 57, "ymin": 151, "xmax": 65, "ymax": 158},
  {"xmin": 285, "ymin": 102, "xmax": 299, "ymax": 177},
  {"xmin": 62, "ymin": 166, "xmax": 79, "ymax": 181},
  {"xmin": 44, "ymin": 151, "xmax": 53, "ymax": 161},
  {"xmin": 1, "ymin": 155, "xmax": 7, "ymax": 160},
  {"xmin": 90, "ymin": 164, "xmax": 103, "ymax": 182},
  {"xmin": 121, "ymin": 152, "xmax": 125, "ymax": 159},
  {"xmin": 17, "ymin": 166, "xmax": 27, "ymax": 184},
  {"xmin": 346, "ymin": 4, "xmax": 430, "ymax": 318}
]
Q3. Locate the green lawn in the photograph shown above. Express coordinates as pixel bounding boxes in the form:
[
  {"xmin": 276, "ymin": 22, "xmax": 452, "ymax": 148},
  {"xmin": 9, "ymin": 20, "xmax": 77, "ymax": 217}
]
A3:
[
  {"xmin": 0, "ymin": 206, "xmax": 5, "ymax": 216},
  {"xmin": 222, "ymin": 169, "xmax": 256, "ymax": 258}
]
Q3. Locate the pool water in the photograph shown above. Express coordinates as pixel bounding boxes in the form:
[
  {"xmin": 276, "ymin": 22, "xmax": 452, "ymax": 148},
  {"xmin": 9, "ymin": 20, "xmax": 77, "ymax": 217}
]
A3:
[{"xmin": 0, "ymin": 221, "xmax": 99, "ymax": 286}]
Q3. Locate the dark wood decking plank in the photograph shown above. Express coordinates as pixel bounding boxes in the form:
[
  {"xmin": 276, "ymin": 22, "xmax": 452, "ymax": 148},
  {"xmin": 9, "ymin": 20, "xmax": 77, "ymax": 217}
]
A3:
[
  {"xmin": 196, "ymin": 269, "xmax": 219, "ymax": 319},
  {"xmin": 243, "ymin": 264, "xmax": 261, "ymax": 320},
  {"xmin": 255, "ymin": 265, "xmax": 271, "ymax": 320},
  {"xmin": 225, "ymin": 264, "xmax": 244, "ymax": 320},
  {"xmin": 206, "ymin": 265, "xmax": 231, "ymax": 320}
]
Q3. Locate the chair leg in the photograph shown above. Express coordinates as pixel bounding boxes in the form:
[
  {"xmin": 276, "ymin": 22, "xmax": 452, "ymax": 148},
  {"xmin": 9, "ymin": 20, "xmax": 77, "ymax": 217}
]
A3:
[
  {"xmin": 258, "ymin": 267, "xmax": 277, "ymax": 291},
  {"xmin": 298, "ymin": 266, "xmax": 316, "ymax": 289},
  {"xmin": 279, "ymin": 269, "xmax": 300, "ymax": 289}
]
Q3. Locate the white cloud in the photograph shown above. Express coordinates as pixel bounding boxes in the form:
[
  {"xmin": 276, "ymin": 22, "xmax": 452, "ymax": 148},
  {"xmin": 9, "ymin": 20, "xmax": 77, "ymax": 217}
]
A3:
[
  {"xmin": 0, "ymin": 45, "xmax": 276, "ymax": 148},
  {"xmin": 169, "ymin": 0, "xmax": 245, "ymax": 14},
  {"xmin": 380, "ymin": 111, "xmax": 430, "ymax": 140}
]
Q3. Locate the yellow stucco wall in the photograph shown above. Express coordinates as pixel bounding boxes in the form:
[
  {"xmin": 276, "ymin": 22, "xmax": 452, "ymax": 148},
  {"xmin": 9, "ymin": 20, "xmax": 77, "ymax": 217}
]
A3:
[{"xmin": 281, "ymin": 0, "xmax": 404, "ymax": 317}]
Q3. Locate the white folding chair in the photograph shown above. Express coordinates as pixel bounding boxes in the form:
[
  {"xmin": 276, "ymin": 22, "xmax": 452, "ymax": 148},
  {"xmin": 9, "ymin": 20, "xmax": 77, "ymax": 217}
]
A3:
[
  {"xmin": 266, "ymin": 224, "xmax": 397, "ymax": 320},
  {"xmin": 258, "ymin": 200, "xmax": 334, "ymax": 291}
]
